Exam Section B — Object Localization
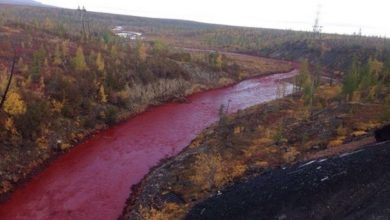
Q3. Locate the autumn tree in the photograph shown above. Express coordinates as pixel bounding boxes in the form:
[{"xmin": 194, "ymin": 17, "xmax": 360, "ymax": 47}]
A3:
[
  {"xmin": 44, "ymin": 17, "xmax": 54, "ymax": 30},
  {"xmin": 135, "ymin": 40, "xmax": 147, "ymax": 63},
  {"xmin": 30, "ymin": 47, "xmax": 46, "ymax": 82},
  {"xmin": 217, "ymin": 104, "xmax": 233, "ymax": 147},
  {"xmin": 98, "ymin": 84, "xmax": 107, "ymax": 103},
  {"xmin": 295, "ymin": 60, "xmax": 316, "ymax": 114},
  {"xmin": 3, "ymin": 91, "xmax": 26, "ymax": 116},
  {"xmin": 208, "ymin": 52, "xmax": 223, "ymax": 70},
  {"xmin": 0, "ymin": 54, "xmax": 17, "ymax": 112},
  {"xmin": 342, "ymin": 57, "xmax": 360, "ymax": 101},
  {"xmin": 358, "ymin": 58, "xmax": 384, "ymax": 101},
  {"xmin": 53, "ymin": 44, "xmax": 62, "ymax": 65},
  {"xmin": 62, "ymin": 41, "xmax": 69, "ymax": 57},
  {"xmin": 96, "ymin": 52, "xmax": 105, "ymax": 72},
  {"xmin": 110, "ymin": 45, "xmax": 118, "ymax": 58},
  {"xmin": 0, "ymin": 69, "xmax": 7, "ymax": 93},
  {"xmin": 294, "ymin": 59, "xmax": 310, "ymax": 93},
  {"xmin": 15, "ymin": 98, "xmax": 50, "ymax": 139},
  {"xmin": 72, "ymin": 46, "xmax": 88, "ymax": 71},
  {"xmin": 302, "ymin": 77, "xmax": 315, "ymax": 113},
  {"xmin": 215, "ymin": 53, "xmax": 223, "ymax": 70},
  {"xmin": 191, "ymin": 152, "xmax": 225, "ymax": 190},
  {"xmin": 152, "ymin": 40, "xmax": 167, "ymax": 56},
  {"xmin": 313, "ymin": 63, "xmax": 322, "ymax": 88}
]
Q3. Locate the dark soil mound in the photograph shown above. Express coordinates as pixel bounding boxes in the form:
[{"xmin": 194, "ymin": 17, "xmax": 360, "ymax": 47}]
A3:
[
  {"xmin": 186, "ymin": 141, "xmax": 390, "ymax": 220},
  {"xmin": 375, "ymin": 125, "xmax": 390, "ymax": 142}
]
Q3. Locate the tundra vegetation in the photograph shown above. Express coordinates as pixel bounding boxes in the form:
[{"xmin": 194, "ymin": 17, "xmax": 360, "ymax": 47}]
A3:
[{"xmin": 0, "ymin": 5, "xmax": 291, "ymax": 196}]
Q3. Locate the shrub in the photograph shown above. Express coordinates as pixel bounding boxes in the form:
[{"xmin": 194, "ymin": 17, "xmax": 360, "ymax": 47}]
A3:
[{"xmin": 15, "ymin": 98, "xmax": 49, "ymax": 139}]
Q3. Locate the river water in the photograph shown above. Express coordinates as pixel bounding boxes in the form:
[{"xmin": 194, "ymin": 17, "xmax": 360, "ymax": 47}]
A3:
[{"xmin": 0, "ymin": 70, "xmax": 297, "ymax": 220}]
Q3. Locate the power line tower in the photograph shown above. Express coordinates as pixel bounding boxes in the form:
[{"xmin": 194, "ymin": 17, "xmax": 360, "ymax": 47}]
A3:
[{"xmin": 312, "ymin": 4, "xmax": 322, "ymax": 39}]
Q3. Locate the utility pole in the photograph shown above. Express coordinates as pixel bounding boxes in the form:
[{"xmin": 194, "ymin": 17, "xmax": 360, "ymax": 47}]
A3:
[{"xmin": 312, "ymin": 4, "xmax": 322, "ymax": 39}]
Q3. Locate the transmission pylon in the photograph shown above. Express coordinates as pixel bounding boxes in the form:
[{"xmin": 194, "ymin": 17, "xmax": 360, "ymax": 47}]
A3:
[{"xmin": 312, "ymin": 4, "xmax": 322, "ymax": 39}]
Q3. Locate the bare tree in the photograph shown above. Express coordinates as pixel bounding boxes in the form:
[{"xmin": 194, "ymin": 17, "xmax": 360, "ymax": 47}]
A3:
[{"xmin": 0, "ymin": 54, "xmax": 17, "ymax": 110}]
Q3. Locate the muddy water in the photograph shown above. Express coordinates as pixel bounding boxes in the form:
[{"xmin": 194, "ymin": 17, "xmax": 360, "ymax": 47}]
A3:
[{"xmin": 0, "ymin": 70, "xmax": 297, "ymax": 220}]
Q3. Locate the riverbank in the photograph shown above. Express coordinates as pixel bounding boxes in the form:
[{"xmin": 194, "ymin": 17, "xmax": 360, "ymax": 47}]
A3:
[
  {"xmin": 0, "ymin": 64, "xmax": 294, "ymax": 219},
  {"xmin": 121, "ymin": 85, "xmax": 388, "ymax": 219}
]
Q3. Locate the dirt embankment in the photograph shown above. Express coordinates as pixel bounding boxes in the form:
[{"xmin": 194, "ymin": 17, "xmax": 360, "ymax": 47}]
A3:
[
  {"xmin": 120, "ymin": 85, "xmax": 388, "ymax": 219},
  {"xmin": 187, "ymin": 141, "xmax": 390, "ymax": 220}
]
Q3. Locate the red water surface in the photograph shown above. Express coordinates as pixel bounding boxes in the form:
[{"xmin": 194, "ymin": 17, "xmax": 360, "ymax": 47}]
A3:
[{"xmin": 0, "ymin": 70, "xmax": 297, "ymax": 220}]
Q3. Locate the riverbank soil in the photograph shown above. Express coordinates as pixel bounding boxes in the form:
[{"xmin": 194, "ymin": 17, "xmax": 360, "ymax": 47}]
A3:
[{"xmin": 121, "ymin": 85, "xmax": 389, "ymax": 219}]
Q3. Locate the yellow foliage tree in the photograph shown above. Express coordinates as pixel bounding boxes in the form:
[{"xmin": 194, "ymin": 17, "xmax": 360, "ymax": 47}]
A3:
[
  {"xmin": 3, "ymin": 91, "xmax": 26, "ymax": 116},
  {"xmin": 0, "ymin": 68, "xmax": 7, "ymax": 92},
  {"xmin": 135, "ymin": 41, "xmax": 147, "ymax": 62},
  {"xmin": 44, "ymin": 17, "xmax": 54, "ymax": 30},
  {"xmin": 215, "ymin": 53, "xmax": 223, "ymax": 70},
  {"xmin": 369, "ymin": 58, "xmax": 383, "ymax": 78},
  {"xmin": 4, "ymin": 117, "xmax": 17, "ymax": 134},
  {"xmin": 73, "ymin": 46, "xmax": 88, "ymax": 71},
  {"xmin": 53, "ymin": 44, "xmax": 62, "ymax": 65},
  {"xmin": 96, "ymin": 52, "xmax": 105, "ymax": 72},
  {"xmin": 50, "ymin": 100, "xmax": 64, "ymax": 113},
  {"xmin": 110, "ymin": 45, "xmax": 118, "ymax": 57},
  {"xmin": 190, "ymin": 153, "xmax": 225, "ymax": 191},
  {"xmin": 62, "ymin": 41, "xmax": 69, "ymax": 57},
  {"xmin": 98, "ymin": 84, "xmax": 107, "ymax": 103}
]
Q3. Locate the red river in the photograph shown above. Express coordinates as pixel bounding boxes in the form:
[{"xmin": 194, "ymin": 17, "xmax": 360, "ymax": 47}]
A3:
[{"xmin": 0, "ymin": 70, "xmax": 297, "ymax": 220}]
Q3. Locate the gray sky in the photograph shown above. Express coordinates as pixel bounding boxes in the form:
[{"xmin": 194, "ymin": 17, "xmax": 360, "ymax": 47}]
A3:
[{"xmin": 39, "ymin": 0, "xmax": 389, "ymax": 36}]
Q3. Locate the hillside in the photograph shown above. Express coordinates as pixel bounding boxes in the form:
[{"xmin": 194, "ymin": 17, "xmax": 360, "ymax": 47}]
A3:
[
  {"xmin": 0, "ymin": 0, "xmax": 44, "ymax": 6},
  {"xmin": 0, "ymin": 5, "xmax": 388, "ymax": 72}
]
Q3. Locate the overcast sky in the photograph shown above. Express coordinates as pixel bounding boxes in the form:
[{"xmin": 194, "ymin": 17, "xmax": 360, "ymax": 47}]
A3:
[{"xmin": 38, "ymin": 0, "xmax": 390, "ymax": 36}]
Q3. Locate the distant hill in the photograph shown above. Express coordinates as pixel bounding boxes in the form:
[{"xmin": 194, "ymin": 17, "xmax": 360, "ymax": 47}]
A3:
[{"xmin": 0, "ymin": 0, "xmax": 44, "ymax": 6}]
